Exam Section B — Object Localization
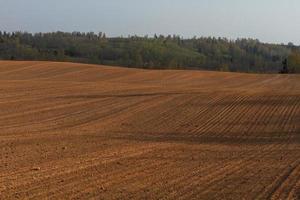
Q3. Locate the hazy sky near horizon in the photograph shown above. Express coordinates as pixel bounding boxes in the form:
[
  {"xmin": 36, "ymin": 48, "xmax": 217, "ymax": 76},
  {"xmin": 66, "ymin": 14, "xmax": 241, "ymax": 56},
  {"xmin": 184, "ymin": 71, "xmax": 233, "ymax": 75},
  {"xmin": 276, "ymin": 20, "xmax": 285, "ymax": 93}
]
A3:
[{"xmin": 0, "ymin": 0, "xmax": 299, "ymax": 44}]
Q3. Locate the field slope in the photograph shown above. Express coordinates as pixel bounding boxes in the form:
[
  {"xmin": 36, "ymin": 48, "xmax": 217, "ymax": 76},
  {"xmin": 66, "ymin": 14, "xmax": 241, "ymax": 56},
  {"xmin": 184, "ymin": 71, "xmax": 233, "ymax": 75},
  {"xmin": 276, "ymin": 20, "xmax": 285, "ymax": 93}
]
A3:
[{"xmin": 0, "ymin": 61, "xmax": 300, "ymax": 199}]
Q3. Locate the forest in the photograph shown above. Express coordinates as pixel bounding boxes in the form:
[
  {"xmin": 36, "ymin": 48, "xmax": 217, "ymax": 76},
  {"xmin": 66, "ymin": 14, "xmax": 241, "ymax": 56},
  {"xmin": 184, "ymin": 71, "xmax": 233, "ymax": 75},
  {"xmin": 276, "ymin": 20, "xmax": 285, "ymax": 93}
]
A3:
[{"xmin": 0, "ymin": 31, "xmax": 300, "ymax": 73}]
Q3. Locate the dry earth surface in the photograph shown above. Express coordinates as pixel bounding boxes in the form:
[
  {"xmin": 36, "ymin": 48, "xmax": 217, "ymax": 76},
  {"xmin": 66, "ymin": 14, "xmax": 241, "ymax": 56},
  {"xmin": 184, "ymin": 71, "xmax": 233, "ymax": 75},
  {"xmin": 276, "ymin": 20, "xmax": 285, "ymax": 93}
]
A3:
[{"xmin": 0, "ymin": 61, "xmax": 300, "ymax": 200}]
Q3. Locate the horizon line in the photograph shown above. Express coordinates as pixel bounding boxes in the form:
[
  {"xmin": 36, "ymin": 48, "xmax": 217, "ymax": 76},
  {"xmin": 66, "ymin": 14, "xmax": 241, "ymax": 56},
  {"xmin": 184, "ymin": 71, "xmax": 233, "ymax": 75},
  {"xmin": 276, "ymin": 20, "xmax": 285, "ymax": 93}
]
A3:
[{"xmin": 1, "ymin": 30, "xmax": 299, "ymax": 46}]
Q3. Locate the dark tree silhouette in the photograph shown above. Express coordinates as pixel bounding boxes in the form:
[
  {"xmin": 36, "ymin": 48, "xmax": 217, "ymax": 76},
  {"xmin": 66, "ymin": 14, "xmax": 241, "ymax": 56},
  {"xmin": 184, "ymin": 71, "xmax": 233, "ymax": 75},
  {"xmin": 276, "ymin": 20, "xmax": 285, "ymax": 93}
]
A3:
[
  {"xmin": 280, "ymin": 58, "xmax": 289, "ymax": 74},
  {"xmin": 0, "ymin": 31, "xmax": 299, "ymax": 73}
]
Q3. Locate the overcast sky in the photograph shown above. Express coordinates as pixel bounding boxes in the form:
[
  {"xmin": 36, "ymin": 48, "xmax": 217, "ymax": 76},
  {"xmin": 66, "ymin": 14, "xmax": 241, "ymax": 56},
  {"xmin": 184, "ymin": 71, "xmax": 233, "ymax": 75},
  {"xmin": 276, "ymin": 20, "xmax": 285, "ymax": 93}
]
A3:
[{"xmin": 0, "ymin": 0, "xmax": 299, "ymax": 44}]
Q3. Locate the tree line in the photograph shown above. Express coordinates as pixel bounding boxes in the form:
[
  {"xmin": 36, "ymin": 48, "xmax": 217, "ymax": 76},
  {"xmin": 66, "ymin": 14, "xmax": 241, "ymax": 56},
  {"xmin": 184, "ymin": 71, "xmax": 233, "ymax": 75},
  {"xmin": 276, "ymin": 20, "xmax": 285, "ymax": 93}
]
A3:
[{"xmin": 0, "ymin": 31, "xmax": 299, "ymax": 73}]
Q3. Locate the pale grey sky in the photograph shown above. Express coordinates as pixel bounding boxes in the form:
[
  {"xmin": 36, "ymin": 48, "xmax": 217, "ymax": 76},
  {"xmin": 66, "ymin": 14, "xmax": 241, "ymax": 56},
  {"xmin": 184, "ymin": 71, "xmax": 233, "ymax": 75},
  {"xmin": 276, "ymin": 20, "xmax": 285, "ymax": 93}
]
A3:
[{"xmin": 0, "ymin": 0, "xmax": 299, "ymax": 44}]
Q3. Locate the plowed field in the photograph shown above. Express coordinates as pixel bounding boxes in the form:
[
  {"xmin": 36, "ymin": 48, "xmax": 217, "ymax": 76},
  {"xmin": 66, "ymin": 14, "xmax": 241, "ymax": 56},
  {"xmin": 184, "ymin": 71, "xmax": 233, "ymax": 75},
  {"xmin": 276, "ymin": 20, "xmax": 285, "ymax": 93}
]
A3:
[{"xmin": 0, "ymin": 61, "xmax": 300, "ymax": 199}]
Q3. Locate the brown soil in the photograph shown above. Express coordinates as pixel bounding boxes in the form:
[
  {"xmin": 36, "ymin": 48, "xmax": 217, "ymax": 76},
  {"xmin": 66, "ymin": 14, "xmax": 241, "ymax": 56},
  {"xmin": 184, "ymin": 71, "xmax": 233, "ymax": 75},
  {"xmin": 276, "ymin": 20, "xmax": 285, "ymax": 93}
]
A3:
[{"xmin": 0, "ymin": 61, "xmax": 300, "ymax": 199}]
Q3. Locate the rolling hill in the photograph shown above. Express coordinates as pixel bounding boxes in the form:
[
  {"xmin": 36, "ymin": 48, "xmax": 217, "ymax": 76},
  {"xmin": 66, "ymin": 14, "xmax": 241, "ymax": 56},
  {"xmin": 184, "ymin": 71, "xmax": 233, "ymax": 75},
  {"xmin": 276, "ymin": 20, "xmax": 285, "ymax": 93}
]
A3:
[{"xmin": 0, "ymin": 61, "xmax": 300, "ymax": 199}]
